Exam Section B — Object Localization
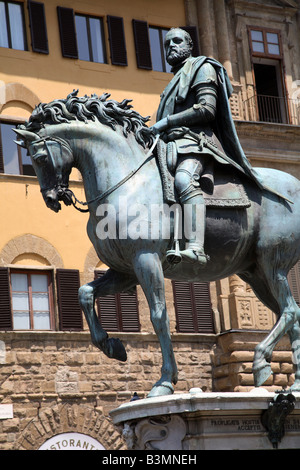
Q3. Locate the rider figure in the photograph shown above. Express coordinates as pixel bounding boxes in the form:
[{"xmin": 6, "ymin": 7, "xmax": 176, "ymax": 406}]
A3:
[
  {"xmin": 151, "ymin": 28, "xmax": 223, "ymax": 266},
  {"xmin": 151, "ymin": 28, "xmax": 287, "ymax": 266}
]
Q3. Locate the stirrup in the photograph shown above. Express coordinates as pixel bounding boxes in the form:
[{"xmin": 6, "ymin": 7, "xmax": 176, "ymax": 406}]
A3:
[
  {"xmin": 166, "ymin": 240, "xmax": 182, "ymax": 264},
  {"xmin": 166, "ymin": 249, "xmax": 182, "ymax": 264}
]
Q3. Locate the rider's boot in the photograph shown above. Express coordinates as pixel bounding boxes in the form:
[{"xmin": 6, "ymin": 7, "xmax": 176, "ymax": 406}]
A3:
[
  {"xmin": 166, "ymin": 191, "xmax": 208, "ymax": 266},
  {"xmin": 179, "ymin": 193, "xmax": 208, "ymax": 266}
]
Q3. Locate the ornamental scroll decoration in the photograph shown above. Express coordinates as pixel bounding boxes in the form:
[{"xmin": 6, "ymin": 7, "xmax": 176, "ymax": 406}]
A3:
[
  {"xmin": 261, "ymin": 392, "xmax": 296, "ymax": 449},
  {"xmin": 122, "ymin": 415, "xmax": 186, "ymax": 450}
]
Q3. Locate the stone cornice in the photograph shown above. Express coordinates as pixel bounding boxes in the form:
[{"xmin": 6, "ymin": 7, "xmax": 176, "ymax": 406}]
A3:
[
  {"xmin": 0, "ymin": 330, "xmax": 217, "ymax": 344},
  {"xmin": 228, "ymin": 0, "xmax": 297, "ymax": 16},
  {"xmin": 235, "ymin": 120, "xmax": 300, "ymax": 142}
]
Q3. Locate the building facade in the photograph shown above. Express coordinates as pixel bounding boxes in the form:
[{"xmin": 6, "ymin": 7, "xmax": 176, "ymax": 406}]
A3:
[{"xmin": 0, "ymin": 0, "xmax": 300, "ymax": 450}]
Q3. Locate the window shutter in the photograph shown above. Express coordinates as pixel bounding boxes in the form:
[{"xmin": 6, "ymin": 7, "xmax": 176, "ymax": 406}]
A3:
[
  {"xmin": 95, "ymin": 271, "xmax": 119, "ymax": 331},
  {"xmin": 181, "ymin": 25, "xmax": 200, "ymax": 57},
  {"xmin": 192, "ymin": 281, "xmax": 214, "ymax": 332},
  {"xmin": 288, "ymin": 261, "xmax": 300, "ymax": 306},
  {"xmin": 95, "ymin": 271, "xmax": 139, "ymax": 331},
  {"xmin": 56, "ymin": 269, "xmax": 83, "ymax": 330},
  {"xmin": 132, "ymin": 19, "xmax": 152, "ymax": 70},
  {"xmin": 172, "ymin": 280, "xmax": 214, "ymax": 333},
  {"xmin": 0, "ymin": 268, "xmax": 13, "ymax": 330},
  {"xmin": 28, "ymin": 1, "xmax": 49, "ymax": 54},
  {"xmin": 119, "ymin": 291, "xmax": 140, "ymax": 332},
  {"xmin": 107, "ymin": 16, "xmax": 127, "ymax": 66},
  {"xmin": 57, "ymin": 6, "xmax": 78, "ymax": 59}
]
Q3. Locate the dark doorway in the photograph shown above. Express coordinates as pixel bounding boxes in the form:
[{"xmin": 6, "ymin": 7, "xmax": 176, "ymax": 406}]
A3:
[{"xmin": 253, "ymin": 63, "xmax": 285, "ymax": 123}]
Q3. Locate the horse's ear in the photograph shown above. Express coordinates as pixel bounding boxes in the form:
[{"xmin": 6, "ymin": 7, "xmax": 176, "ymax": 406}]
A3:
[
  {"xmin": 13, "ymin": 128, "xmax": 39, "ymax": 144},
  {"xmin": 14, "ymin": 139, "xmax": 27, "ymax": 148}
]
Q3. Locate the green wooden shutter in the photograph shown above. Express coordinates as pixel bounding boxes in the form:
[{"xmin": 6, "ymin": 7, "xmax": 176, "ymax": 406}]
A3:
[
  {"xmin": 132, "ymin": 19, "xmax": 152, "ymax": 70},
  {"xmin": 56, "ymin": 269, "xmax": 83, "ymax": 330},
  {"xmin": 0, "ymin": 267, "xmax": 13, "ymax": 330},
  {"xmin": 28, "ymin": 1, "xmax": 49, "ymax": 54},
  {"xmin": 107, "ymin": 16, "xmax": 127, "ymax": 66},
  {"xmin": 57, "ymin": 6, "xmax": 78, "ymax": 59},
  {"xmin": 172, "ymin": 280, "xmax": 214, "ymax": 333}
]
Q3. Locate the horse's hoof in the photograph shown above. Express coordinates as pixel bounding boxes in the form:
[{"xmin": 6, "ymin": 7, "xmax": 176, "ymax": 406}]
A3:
[
  {"xmin": 147, "ymin": 381, "xmax": 174, "ymax": 398},
  {"xmin": 105, "ymin": 337, "xmax": 127, "ymax": 362},
  {"xmin": 253, "ymin": 362, "xmax": 272, "ymax": 387}
]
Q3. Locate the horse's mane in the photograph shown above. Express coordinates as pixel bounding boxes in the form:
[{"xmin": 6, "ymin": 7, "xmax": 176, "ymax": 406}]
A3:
[{"xmin": 22, "ymin": 89, "xmax": 155, "ymax": 148}]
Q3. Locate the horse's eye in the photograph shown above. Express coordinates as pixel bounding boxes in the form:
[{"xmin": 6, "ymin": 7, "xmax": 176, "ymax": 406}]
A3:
[{"xmin": 35, "ymin": 153, "xmax": 47, "ymax": 165}]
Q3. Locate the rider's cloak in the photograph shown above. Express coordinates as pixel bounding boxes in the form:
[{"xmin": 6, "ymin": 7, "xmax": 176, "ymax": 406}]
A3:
[{"xmin": 156, "ymin": 56, "xmax": 290, "ymax": 202}]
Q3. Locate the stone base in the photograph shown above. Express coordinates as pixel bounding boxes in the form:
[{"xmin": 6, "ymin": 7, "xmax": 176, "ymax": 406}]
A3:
[{"xmin": 110, "ymin": 389, "xmax": 300, "ymax": 450}]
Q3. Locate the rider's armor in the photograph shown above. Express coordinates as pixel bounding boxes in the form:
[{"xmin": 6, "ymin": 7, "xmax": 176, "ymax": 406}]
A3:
[{"xmin": 159, "ymin": 61, "xmax": 221, "ymax": 265}]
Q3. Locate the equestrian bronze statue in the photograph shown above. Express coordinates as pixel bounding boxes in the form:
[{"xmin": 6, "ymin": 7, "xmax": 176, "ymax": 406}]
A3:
[{"xmin": 14, "ymin": 28, "xmax": 300, "ymax": 398}]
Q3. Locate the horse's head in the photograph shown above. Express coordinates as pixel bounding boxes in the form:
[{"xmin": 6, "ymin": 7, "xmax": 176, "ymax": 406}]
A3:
[{"xmin": 14, "ymin": 128, "xmax": 74, "ymax": 212}]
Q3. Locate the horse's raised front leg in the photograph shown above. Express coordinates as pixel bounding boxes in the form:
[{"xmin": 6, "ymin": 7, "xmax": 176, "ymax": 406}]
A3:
[
  {"xmin": 78, "ymin": 269, "xmax": 137, "ymax": 362},
  {"xmin": 133, "ymin": 251, "xmax": 178, "ymax": 397}
]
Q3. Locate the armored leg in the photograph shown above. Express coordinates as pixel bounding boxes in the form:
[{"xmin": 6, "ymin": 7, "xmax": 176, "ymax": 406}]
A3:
[
  {"xmin": 180, "ymin": 190, "xmax": 208, "ymax": 265},
  {"xmin": 167, "ymin": 157, "xmax": 208, "ymax": 266}
]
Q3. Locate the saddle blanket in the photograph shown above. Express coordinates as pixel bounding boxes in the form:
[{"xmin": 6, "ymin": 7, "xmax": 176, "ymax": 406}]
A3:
[{"xmin": 155, "ymin": 139, "xmax": 250, "ymax": 209}]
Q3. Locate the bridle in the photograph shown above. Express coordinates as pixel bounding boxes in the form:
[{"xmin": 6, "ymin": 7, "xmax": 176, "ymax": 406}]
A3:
[{"xmin": 33, "ymin": 133, "xmax": 160, "ymax": 213}]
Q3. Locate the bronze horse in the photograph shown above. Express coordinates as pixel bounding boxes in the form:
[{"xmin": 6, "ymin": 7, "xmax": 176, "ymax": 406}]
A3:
[{"xmin": 15, "ymin": 91, "xmax": 300, "ymax": 397}]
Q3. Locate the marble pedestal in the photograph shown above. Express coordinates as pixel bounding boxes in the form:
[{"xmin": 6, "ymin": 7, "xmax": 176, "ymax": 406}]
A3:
[{"xmin": 110, "ymin": 389, "xmax": 300, "ymax": 450}]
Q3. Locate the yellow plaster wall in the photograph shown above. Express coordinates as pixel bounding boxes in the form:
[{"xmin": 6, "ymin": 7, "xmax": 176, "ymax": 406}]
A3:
[
  {"xmin": 0, "ymin": 176, "xmax": 90, "ymax": 271},
  {"xmin": 0, "ymin": 0, "xmax": 186, "ymax": 119},
  {"xmin": 0, "ymin": 0, "xmax": 187, "ymax": 272}
]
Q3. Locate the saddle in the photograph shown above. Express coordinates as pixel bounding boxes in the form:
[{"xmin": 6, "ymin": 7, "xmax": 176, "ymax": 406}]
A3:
[{"xmin": 155, "ymin": 139, "xmax": 251, "ymax": 209}]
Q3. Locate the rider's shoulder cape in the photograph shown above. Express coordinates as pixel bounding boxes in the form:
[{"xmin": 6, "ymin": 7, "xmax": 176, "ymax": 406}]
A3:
[{"xmin": 157, "ymin": 56, "xmax": 290, "ymax": 203}]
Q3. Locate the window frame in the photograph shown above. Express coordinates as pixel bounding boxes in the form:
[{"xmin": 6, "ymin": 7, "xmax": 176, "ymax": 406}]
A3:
[
  {"xmin": 0, "ymin": 0, "xmax": 28, "ymax": 51},
  {"xmin": 0, "ymin": 119, "xmax": 35, "ymax": 176},
  {"xmin": 74, "ymin": 12, "xmax": 107, "ymax": 64},
  {"xmin": 10, "ymin": 269, "xmax": 55, "ymax": 331},
  {"xmin": 247, "ymin": 25, "xmax": 293, "ymax": 125},
  {"xmin": 248, "ymin": 26, "xmax": 283, "ymax": 59}
]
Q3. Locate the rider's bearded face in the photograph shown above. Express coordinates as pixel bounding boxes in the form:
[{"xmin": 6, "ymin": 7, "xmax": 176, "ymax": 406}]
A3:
[{"xmin": 165, "ymin": 30, "xmax": 192, "ymax": 66}]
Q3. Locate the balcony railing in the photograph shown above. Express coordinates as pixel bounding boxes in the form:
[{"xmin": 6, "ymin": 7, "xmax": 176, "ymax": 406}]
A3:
[{"xmin": 243, "ymin": 94, "xmax": 300, "ymax": 126}]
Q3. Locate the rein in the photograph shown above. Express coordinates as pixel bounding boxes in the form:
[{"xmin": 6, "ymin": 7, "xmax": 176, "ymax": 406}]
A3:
[
  {"xmin": 38, "ymin": 133, "xmax": 159, "ymax": 213},
  {"xmin": 65, "ymin": 134, "xmax": 160, "ymax": 213}
]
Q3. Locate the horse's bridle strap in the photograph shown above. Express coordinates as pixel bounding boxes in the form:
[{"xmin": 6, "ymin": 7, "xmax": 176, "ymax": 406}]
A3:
[{"xmin": 38, "ymin": 133, "xmax": 159, "ymax": 212}]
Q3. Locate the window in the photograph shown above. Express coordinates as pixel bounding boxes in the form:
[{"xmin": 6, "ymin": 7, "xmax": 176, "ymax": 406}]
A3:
[
  {"xmin": 75, "ymin": 14, "xmax": 106, "ymax": 63},
  {"xmin": 95, "ymin": 271, "xmax": 140, "ymax": 332},
  {"xmin": 247, "ymin": 27, "xmax": 289, "ymax": 124},
  {"xmin": 249, "ymin": 28, "xmax": 282, "ymax": 58},
  {"xmin": 0, "ymin": 121, "xmax": 35, "ymax": 175},
  {"xmin": 0, "ymin": 1, "xmax": 27, "ymax": 51},
  {"xmin": 10, "ymin": 270, "xmax": 53, "ymax": 330},
  {"xmin": 57, "ymin": 8, "xmax": 127, "ymax": 66},
  {"xmin": 0, "ymin": 267, "xmax": 83, "ymax": 331},
  {"xmin": 149, "ymin": 26, "xmax": 171, "ymax": 73},
  {"xmin": 172, "ymin": 280, "xmax": 214, "ymax": 333}
]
